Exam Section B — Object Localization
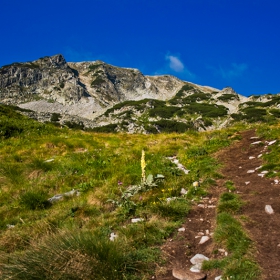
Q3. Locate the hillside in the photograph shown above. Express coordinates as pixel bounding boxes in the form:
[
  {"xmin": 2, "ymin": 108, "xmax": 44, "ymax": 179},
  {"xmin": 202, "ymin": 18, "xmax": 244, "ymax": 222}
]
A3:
[
  {"xmin": 0, "ymin": 104, "xmax": 280, "ymax": 279},
  {"xmin": 1, "ymin": 54, "xmax": 280, "ymax": 133}
]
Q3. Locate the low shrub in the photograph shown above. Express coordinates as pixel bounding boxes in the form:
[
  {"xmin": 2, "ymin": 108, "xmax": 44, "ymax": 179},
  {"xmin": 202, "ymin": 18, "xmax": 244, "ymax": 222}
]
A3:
[{"xmin": 20, "ymin": 191, "xmax": 51, "ymax": 210}]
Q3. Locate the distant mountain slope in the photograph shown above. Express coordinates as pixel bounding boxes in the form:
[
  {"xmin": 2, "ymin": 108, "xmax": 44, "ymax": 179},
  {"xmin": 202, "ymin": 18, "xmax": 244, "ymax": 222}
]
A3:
[{"xmin": 1, "ymin": 54, "xmax": 280, "ymax": 133}]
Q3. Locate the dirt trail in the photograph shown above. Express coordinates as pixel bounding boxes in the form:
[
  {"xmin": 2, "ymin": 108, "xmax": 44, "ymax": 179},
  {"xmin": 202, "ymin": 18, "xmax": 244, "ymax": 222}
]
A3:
[{"xmin": 156, "ymin": 130, "xmax": 280, "ymax": 280}]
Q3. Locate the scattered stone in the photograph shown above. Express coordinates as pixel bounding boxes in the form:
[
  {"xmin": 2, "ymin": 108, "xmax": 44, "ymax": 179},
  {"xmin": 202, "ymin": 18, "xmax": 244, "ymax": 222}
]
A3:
[
  {"xmin": 48, "ymin": 194, "xmax": 64, "ymax": 203},
  {"xmin": 131, "ymin": 218, "xmax": 144, "ymax": 223},
  {"xmin": 239, "ymin": 166, "xmax": 242, "ymax": 169},
  {"xmin": 247, "ymin": 170, "xmax": 255, "ymax": 173},
  {"xmin": 261, "ymin": 170, "xmax": 269, "ymax": 174},
  {"xmin": 172, "ymin": 268, "xmax": 206, "ymax": 280},
  {"xmin": 251, "ymin": 141, "xmax": 262, "ymax": 145},
  {"xmin": 180, "ymin": 188, "xmax": 188, "ymax": 195},
  {"xmin": 265, "ymin": 205, "xmax": 274, "ymax": 214},
  {"xmin": 258, "ymin": 154, "xmax": 263, "ymax": 158},
  {"xmin": 197, "ymin": 204, "xmax": 205, "ymax": 208},
  {"xmin": 109, "ymin": 232, "xmax": 117, "ymax": 241},
  {"xmin": 48, "ymin": 189, "xmax": 80, "ymax": 203},
  {"xmin": 250, "ymin": 137, "xmax": 259, "ymax": 139},
  {"xmin": 167, "ymin": 156, "xmax": 190, "ymax": 174},
  {"xmin": 190, "ymin": 254, "xmax": 209, "ymax": 264},
  {"xmin": 205, "ymin": 229, "xmax": 209, "ymax": 235},
  {"xmin": 277, "ymin": 244, "xmax": 280, "ymax": 247},
  {"xmin": 166, "ymin": 197, "xmax": 177, "ymax": 203},
  {"xmin": 249, "ymin": 156, "xmax": 255, "ymax": 159},
  {"xmin": 274, "ymin": 179, "xmax": 279, "ymax": 184},
  {"xmin": 199, "ymin": 236, "xmax": 210, "ymax": 244},
  {"xmin": 255, "ymin": 166, "xmax": 263, "ymax": 170},
  {"xmin": 197, "ymin": 232, "xmax": 204, "ymax": 236},
  {"xmin": 190, "ymin": 264, "xmax": 202, "ymax": 273},
  {"xmin": 245, "ymin": 181, "xmax": 250, "ymax": 185},
  {"xmin": 267, "ymin": 140, "xmax": 277, "ymax": 146},
  {"xmin": 258, "ymin": 174, "xmax": 265, "ymax": 178},
  {"xmin": 7, "ymin": 224, "xmax": 15, "ymax": 229},
  {"xmin": 215, "ymin": 276, "xmax": 222, "ymax": 280},
  {"xmin": 207, "ymin": 205, "xmax": 216, "ymax": 208},
  {"xmin": 218, "ymin": 249, "xmax": 225, "ymax": 253},
  {"xmin": 44, "ymin": 158, "xmax": 54, "ymax": 162},
  {"xmin": 178, "ymin": 227, "xmax": 186, "ymax": 232}
]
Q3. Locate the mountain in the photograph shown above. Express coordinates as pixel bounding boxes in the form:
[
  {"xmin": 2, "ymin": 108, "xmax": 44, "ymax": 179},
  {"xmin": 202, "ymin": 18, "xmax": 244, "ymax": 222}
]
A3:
[{"xmin": 1, "ymin": 54, "xmax": 280, "ymax": 133}]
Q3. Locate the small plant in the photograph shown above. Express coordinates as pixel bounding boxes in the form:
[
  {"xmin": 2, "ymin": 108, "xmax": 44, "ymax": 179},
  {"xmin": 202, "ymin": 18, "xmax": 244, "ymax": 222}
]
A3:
[
  {"xmin": 224, "ymin": 180, "xmax": 236, "ymax": 191},
  {"xmin": 20, "ymin": 190, "xmax": 51, "ymax": 210}
]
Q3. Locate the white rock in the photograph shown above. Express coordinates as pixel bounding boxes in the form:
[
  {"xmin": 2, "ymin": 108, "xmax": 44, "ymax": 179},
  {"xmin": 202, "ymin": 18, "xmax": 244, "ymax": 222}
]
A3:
[
  {"xmin": 180, "ymin": 188, "xmax": 187, "ymax": 195},
  {"xmin": 215, "ymin": 276, "xmax": 222, "ymax": 280},
  {"xmin": 245, "ymin": 181, "xmax": 250, "ymax": 185},
  {"xmin": 190, "ymin": 254, "xmax": 209, "ymax": 265},
  {"xmin": 261, "ymin": 170, "xmax": 269, "ymax": 174},
  {"xmin": 178, "ymin": 227, "xmax": 185, "ymax": 232},
  {"xmin": 258, "ymin": 154, "xmax": 263, "ymax": 158},
  {"xmin": 44, "ymin": 158, "xmax": 54, "ymax": 162},
  {"xmin": 258, "ymin": 174, "xmax": 265, "ymax": 178},
  {"xmin": 7, "ymin": 224, "xmax": 15, "ymax": 229},
  {"xmin": 250, "ymin": 137, "xmax": 259, "ymax": 139},
  {"xmin": 190, "ymin": 264, "xmax": 202, "ymax": 273},
  {"xmin": 207, "ymin": 205, "xmax": 216, "ymax": 208},
  {"xmin": 265, "ymin": 205, "xmax": 274, "ymax": 214},
  {"xmin": 249, "ymin": 156, "xmax": 255, "ymax": 159},
  {"xmin": 205, "ymin": 229, "xmax": 210, "ymax": 235},
  {"xmin": 197, "ymin": 204, "xmax": 205, "ymax": 208},
  {"xmin": 255, "ymin": 166, "xmax": 263, "ymax": 170},
  {"xmin": 251, "ymin": 141, "xmax": 262, "ymax": 145},
  {"xmin": 109, "ymin": 232, "xmax": 118, "ymax": 241},
  {"xmin": 274, "ymin": 179, "xmax": 279, "ymax": 184},
  {"xmin": 247, "ymin": 170, "xmax": 255, "ymax": 173},
  {"xmin": 197, "ymin": 232, "xmax": 204, "ymax": 236},
  {"xmin": 199, "ymin": 236, "xmax": 210, "ymax": 244},
  {"xmin": 268, "ymin": 140, "xmax": 277, "ymax": 146},
  {"xmin": 131, "ymin": 218, "xmax": 143, "ymax": 223}
]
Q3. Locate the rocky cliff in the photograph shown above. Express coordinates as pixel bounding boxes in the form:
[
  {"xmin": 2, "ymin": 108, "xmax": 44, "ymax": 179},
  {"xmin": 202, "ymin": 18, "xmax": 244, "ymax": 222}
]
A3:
[{"xmin": 0, "ymin": 54, "xmax": 88, "ymax": 105}]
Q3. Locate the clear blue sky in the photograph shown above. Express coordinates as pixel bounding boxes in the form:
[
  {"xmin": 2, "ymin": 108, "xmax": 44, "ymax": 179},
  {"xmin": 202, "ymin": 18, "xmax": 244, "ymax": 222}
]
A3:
[{"xmin": 1, "ymin": 0, "xmax": 279, "ymax": 96}]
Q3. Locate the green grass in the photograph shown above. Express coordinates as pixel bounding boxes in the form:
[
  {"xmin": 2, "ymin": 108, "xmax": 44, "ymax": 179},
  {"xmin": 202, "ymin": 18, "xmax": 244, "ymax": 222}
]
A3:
[{"xmin": 0, "ymin": 104, "xmax": 267, "ymax": 279}]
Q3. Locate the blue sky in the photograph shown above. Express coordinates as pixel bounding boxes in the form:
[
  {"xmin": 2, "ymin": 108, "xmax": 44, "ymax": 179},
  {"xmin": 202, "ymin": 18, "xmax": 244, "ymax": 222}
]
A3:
[{"xmin": 1, "ymin": 0, "xmax": 279, "ymax": 96}]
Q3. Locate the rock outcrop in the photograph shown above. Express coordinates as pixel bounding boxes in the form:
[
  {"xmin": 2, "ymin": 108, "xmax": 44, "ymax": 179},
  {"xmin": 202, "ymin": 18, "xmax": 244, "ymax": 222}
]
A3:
[{"xmin": 0, "ymin": 54, "xmax": 88, "ymax": 105}]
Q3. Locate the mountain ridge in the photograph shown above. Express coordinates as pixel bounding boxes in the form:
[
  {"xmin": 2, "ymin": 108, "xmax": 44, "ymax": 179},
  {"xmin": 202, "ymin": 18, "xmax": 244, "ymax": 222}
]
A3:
[{"xmin": 1, "ymin": 54, "xmax": 279, "ymax": 133}]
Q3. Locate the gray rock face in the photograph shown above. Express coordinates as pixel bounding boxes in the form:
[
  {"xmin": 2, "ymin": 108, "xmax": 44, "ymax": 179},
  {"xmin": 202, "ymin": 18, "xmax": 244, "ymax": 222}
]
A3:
[
  {"xmin": 68, "ymin": 60, "xmax": 184, "ymax": 106},
  {"xmin": 0, "ymin": 54, "xmax": 88, "ymax": 105}
]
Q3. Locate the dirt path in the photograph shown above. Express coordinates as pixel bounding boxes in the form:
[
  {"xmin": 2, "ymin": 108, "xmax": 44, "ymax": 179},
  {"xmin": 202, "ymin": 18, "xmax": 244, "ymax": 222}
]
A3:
[
  {"xmin": 219, "ymin": 129, "xmax": 280, "ymax": 279},
  {"xmin": 156, "ymin": 130, "xmax": 280, "ymax": 280}
]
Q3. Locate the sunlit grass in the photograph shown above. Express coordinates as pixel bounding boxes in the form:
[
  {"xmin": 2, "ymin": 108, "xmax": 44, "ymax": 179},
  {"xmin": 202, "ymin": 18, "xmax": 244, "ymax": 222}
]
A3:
[{"xmin": 0, "ymin": 104, "xmax": 266, "ymax": 278}]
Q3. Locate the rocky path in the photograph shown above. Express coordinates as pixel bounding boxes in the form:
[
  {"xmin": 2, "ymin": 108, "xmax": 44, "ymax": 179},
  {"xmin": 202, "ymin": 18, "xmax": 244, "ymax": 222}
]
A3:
[
  {"xmin": 156, "ymin": 130, "xmax": 280, "ymax": 280},
  {"xmin": 220, "ymin": 129, "xmax": 280, "ymax": 279}
]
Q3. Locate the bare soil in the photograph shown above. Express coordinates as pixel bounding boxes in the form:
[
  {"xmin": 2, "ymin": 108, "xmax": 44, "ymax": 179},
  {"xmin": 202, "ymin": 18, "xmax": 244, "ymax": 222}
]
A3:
[{"xmin": 155, "ymin": 130, "xmax": 280, "ymax": 280}]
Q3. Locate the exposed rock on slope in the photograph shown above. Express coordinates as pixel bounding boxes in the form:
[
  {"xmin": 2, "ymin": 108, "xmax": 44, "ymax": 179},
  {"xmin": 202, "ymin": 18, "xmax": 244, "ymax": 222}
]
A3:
[
  {"xmin": 0, "ymin": 54, "xmax": 88, "ymax": 105},
  {"xmin": 1, "ymin": 54, "xmax": 280, "ymax": 133}
]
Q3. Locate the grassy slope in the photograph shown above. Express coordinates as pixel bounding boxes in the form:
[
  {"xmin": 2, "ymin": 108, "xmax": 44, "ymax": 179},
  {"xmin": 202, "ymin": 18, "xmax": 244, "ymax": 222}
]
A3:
[{"xmin": 1, "ymin": 104, "xmax": 277, "ymax": 279}]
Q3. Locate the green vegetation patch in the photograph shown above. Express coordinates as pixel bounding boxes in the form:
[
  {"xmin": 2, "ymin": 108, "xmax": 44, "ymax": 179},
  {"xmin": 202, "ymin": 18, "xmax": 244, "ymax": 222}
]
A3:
[
  {"xmin": 217, "ymin": 94, "xmax": 239, "ymax": 102},
  {"xmin": 185, "ymin": 103, "xmax": 228, "ymax": 118}
]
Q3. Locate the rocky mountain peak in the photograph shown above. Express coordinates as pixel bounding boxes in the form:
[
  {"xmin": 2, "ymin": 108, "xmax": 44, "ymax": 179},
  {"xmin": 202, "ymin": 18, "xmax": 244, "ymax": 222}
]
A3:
[{"xmin": 2, "ymin": 54, "xmax": 280, "ymax": 134}]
